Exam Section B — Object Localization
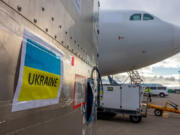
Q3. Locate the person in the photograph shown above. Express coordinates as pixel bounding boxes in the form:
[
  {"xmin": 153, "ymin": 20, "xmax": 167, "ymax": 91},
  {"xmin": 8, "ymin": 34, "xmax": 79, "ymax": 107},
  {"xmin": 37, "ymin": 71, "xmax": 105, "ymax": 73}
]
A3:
[{"xmin": 145, "ymin": 87, "xmax": 152, "ymax": 102}]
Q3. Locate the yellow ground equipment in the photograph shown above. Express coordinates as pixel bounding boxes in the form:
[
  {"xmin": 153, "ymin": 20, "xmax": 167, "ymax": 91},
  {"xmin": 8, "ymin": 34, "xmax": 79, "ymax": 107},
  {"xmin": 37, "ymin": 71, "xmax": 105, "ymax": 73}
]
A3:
[{"xmin": 148, "ymin": 101, "xmax": 180, "ymax": 116}]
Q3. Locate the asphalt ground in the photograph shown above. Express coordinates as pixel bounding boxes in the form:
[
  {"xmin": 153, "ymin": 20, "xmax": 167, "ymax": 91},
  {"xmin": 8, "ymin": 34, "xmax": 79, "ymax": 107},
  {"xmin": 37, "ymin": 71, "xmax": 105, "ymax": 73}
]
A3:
[{"xmin": 96, "ymin": 93, "xmax": 180, "ymax": 135}]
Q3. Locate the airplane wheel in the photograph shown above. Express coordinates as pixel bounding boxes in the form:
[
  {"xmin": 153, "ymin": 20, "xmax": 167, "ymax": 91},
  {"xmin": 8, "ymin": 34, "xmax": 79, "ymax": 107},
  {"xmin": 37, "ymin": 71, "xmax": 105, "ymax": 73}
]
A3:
[
  {"xmin": 154, "ymin": 109, "xmax": 162, "ymax": 116},
  {"xmin": 129, "ymin": 115, "xmax": 142, "ymax": 123}
]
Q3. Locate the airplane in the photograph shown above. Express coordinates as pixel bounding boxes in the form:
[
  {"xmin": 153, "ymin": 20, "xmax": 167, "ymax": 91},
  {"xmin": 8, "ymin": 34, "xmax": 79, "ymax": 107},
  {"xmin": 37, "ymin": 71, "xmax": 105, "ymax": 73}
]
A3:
[
  {"xmin": 1, "ymin": 0, "xmax": 180, "ymax": 134},
  {"xmin": 0, "ymin": 0, "xmax": 99, "ymax": 135},
  {"xmin": 99, "ymin": 10, "xmax": 180, "ymax": 76}
]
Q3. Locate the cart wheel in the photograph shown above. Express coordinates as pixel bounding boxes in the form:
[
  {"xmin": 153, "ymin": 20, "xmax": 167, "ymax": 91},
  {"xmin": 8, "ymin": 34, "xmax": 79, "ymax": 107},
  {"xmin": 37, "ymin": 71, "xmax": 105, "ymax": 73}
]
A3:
[
  {"xmin": 129, "ymin": 115, "xmax": 142, "ymax": 123},
  {"xmin": 154, "ymin": 109, "xmax": 162, "ymax": 116}
]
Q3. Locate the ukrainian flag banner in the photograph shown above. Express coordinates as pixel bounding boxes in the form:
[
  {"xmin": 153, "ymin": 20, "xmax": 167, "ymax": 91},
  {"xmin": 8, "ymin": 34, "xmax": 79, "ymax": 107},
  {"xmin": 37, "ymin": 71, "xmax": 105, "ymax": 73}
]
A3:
[{"xmin": 12, "ymin": 29, "xmax": 63, "ymax": 112}]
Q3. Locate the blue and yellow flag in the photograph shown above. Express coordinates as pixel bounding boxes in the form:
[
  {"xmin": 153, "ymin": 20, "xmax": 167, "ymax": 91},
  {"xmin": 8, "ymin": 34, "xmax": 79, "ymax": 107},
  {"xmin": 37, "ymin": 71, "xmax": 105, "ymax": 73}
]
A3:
[
  {"xmin": 12, "ymin": 29, "xmax": 63, "ymax": 112},
  {"xmin": 18, "ymin": 39, "xmax": 62, "ymax": 101}
]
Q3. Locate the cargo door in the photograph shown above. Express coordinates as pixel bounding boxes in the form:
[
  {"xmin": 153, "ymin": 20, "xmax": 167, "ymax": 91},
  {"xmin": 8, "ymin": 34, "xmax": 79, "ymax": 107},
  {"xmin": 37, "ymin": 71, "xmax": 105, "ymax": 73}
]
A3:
[{"xmin": 101, "ymin": 85, "xmax": 120, "ymax": 109}]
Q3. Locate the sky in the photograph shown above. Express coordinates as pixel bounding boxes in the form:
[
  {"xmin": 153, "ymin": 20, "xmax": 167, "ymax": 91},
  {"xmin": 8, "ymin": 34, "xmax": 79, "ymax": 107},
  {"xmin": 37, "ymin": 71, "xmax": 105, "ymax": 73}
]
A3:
[{"xmin": 100, "ymin": 0, "xmax": 180, "ymax": 88}]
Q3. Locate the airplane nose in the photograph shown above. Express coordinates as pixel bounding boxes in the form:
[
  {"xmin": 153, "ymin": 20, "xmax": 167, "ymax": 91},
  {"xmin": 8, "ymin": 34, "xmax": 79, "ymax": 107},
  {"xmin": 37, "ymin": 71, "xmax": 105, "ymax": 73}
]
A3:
[{"xmin": 174, "ymin": 25, "xmax": 180, "ymax": 53}]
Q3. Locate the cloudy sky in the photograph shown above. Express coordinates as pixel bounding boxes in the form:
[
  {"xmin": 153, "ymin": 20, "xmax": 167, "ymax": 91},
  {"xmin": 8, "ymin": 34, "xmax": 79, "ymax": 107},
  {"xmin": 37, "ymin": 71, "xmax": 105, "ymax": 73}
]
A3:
[{"xmin": 100, "ymin": 0, "xmax": 180, "ymax": 88}]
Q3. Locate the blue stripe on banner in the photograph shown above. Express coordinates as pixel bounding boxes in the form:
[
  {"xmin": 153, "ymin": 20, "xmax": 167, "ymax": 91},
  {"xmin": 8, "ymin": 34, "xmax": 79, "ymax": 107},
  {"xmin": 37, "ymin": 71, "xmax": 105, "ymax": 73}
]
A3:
[{"xmin": 24, "ymin": 38, "xmax": 61, "ymax": 75}]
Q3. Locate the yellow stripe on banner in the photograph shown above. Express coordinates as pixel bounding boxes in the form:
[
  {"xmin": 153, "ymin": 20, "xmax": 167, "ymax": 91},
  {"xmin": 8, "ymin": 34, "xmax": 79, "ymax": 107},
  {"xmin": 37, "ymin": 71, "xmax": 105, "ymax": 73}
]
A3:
[{"xmin": 18, "ymin": 66, "xmax": 61, "ymax": 101}]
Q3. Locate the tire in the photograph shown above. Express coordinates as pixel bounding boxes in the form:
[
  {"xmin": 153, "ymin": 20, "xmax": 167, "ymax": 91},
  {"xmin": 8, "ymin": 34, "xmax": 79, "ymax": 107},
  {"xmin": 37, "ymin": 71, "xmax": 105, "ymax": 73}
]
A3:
[
  {"xmin": 159, "ymin": 93, "xmax": 165, "ymax": 97},
  {"xmin": 129, "ymin": 115, "xmax": 142, "ymax": 123},
  {"xmin": 154, "ymin": 109, "xmax": 162, "ymax": 116}
]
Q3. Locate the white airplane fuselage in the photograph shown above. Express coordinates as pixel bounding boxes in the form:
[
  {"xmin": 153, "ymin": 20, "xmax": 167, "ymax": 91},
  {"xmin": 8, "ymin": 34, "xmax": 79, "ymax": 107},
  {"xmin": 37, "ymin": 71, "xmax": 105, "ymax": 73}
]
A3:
[{"xmin": 99, "ymin": 10, "xmax": 180, "ymax": 76}]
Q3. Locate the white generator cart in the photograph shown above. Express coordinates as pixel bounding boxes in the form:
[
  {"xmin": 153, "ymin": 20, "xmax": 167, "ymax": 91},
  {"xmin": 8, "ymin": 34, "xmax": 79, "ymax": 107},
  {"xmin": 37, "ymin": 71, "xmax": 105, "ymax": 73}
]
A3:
[{"xmin": 98, "ymin": 84, "xmax": 145, "ymax": 123}]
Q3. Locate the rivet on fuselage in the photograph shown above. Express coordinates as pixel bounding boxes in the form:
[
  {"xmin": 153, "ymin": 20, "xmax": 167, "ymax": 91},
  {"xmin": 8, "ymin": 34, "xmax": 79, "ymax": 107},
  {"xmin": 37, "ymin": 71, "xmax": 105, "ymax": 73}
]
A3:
[
  {"xmin": 33, "ymin": 19, "xmax": 37, "ymax": 23},
  {"xmin": 41, "ymin": 7, "xmax": 45, "ymax": 11},
  {"xmin": 17, "ymin": 6, "xmax": 22, "ymax": 12},
  {"xmin": 51, "ymin": 17, "xmax": 54, "ymax": 21}
]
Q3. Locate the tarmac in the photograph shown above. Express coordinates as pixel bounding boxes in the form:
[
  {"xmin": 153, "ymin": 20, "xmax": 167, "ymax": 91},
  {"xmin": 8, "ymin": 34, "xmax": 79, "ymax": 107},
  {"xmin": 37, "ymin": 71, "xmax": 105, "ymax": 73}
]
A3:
[{"xmin": 96, "ymin": 93, "xmax": 180, "ymax": 135}]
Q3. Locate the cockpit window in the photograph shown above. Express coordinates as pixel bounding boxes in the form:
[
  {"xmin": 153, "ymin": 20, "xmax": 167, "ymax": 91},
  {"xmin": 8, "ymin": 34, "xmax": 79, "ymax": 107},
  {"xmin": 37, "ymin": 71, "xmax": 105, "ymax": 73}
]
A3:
[
  {"xmin": 143, "ymin": 14, "xmax": 154, "ymax": 20},
  {"xmin": 130, "ymin": 14, "xmax": 141, "ymax": 21}
]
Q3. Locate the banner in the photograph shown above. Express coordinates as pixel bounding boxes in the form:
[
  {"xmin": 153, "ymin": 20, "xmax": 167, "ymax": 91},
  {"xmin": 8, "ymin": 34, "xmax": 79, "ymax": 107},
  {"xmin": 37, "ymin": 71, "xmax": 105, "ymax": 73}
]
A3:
[{"xmin": 12, "ymin": 29, "xmax": 63, "ymax": 112}]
